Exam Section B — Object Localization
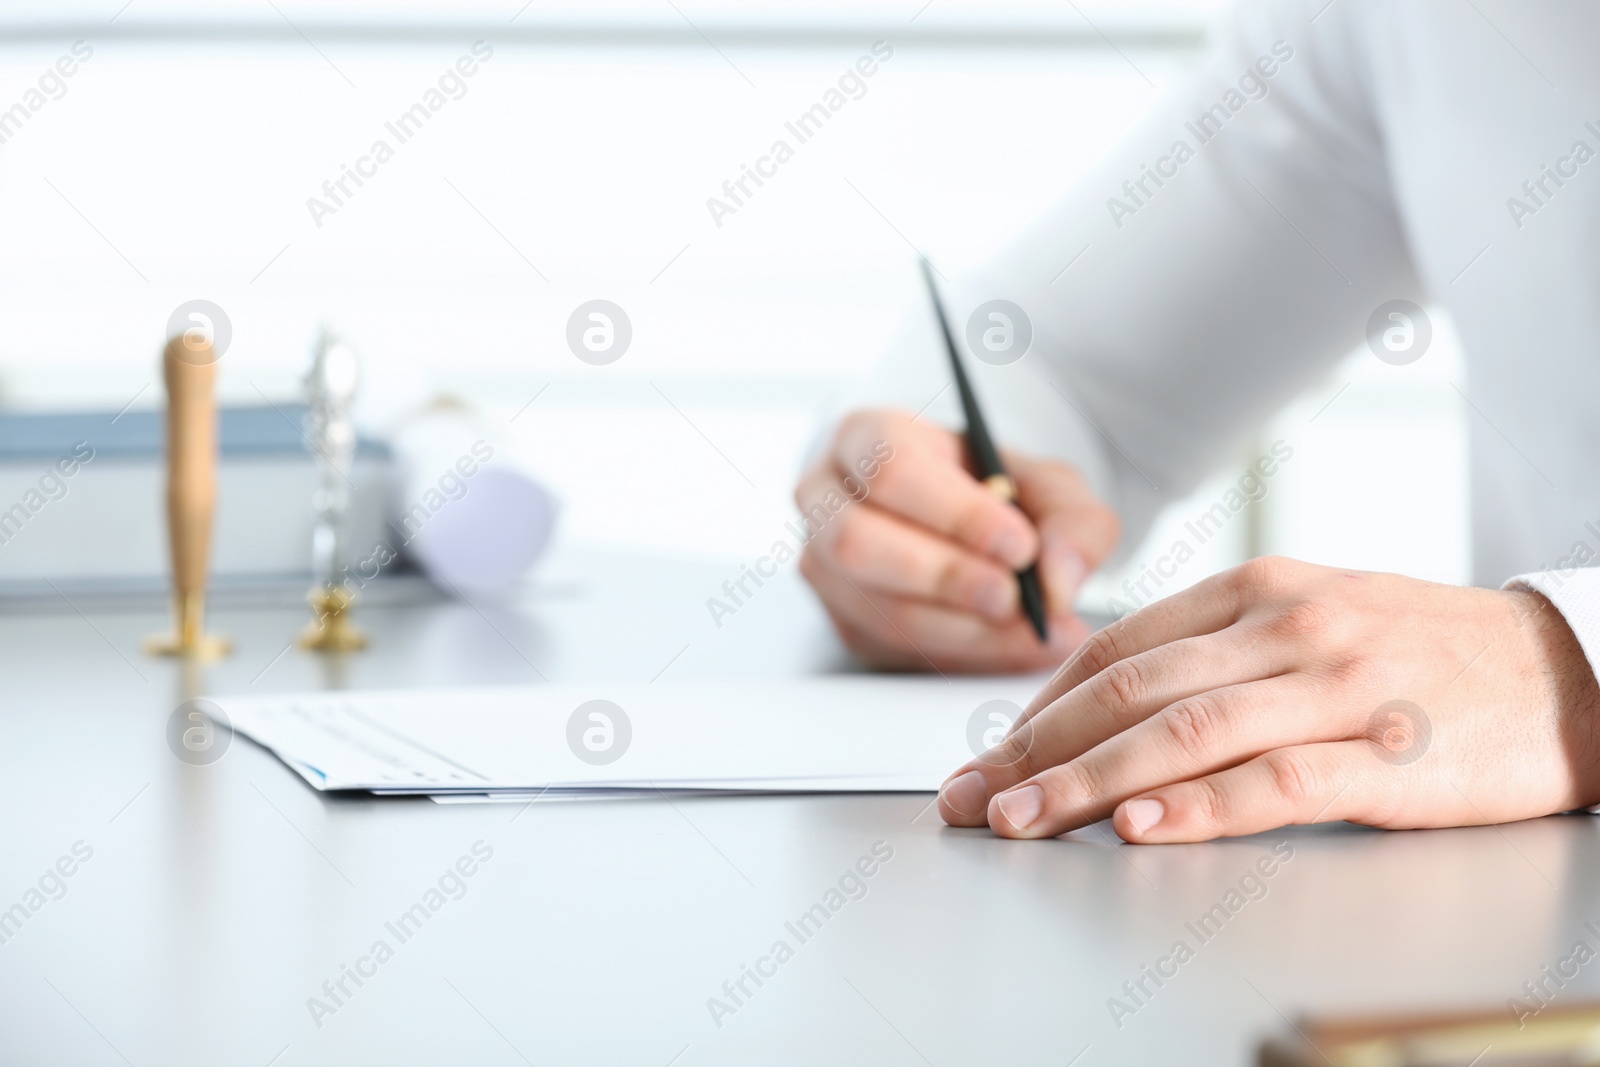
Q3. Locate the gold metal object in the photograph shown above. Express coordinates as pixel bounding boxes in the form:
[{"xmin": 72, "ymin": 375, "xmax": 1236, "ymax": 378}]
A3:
[
  {"xmin": 145, "ymin": 590, "xmax": 233, "ymax": 660},
  {"xmin": 983, "ymin": 472, "xmax": 1016, "ymax": 502},
  {"xmin": 146, "ymin": 335, "xmax": 231, "ymax": 658},
  {"xmin": 298, "ymin": 585, "xmax": 367, "ymax": 652}
]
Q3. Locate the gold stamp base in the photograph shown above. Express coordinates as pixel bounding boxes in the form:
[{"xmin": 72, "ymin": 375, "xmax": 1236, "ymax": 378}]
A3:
[
  {"xmin": 143, "ymin": 633, "xmax": 233, "ymax": 660},
  {"xmin": 299, "ymin": 586, "xmax": 367, "ymax": 652},
  {"xmin": 145, "ymin": 592, "xmax": 231, "ymax": 660}
]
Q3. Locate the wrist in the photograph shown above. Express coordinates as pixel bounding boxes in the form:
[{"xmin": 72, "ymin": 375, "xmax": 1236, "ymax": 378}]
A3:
[{"xmin": 1512, "ymin": 589, "xmax": 1600, "ymax": 806}]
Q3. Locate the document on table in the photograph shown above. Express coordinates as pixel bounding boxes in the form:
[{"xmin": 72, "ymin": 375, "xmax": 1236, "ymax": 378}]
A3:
[{"xmin": 212, "ymin": 676, "xmax": 1042, "ymax": 798}]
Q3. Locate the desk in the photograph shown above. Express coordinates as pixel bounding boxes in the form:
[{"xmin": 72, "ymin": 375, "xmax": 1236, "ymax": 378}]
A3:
[{"xmin": 1, "ymin": 546, "xmax": 1595, "ymax": 1066}]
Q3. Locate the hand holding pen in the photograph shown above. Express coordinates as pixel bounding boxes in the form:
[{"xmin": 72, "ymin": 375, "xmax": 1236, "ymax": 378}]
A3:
[{"xmin": 792, "ymin": 262, "xmax": 1120, "ymax": 673}]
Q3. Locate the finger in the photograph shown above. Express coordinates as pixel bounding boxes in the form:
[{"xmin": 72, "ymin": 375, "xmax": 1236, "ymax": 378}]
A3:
[
  {"xmin": 799, "ymin": 550, "xmax": 1087, "ymax": 673},
  {"xmin": 1005, "ymin": 451, "xmax": 1120, "ymax": 614},
  {"xmin": 796, "ymin": 468, "xmax": 1023, "ymax": 621},
  {"xmin": 812, "ymin": 583, "xmax": 994, "ymax": 673},
  {"xmin": 1110, "ymin": 741, "xmax": 1397, "ymax": 843},
  {"xmin": 810, "ymin": 568, "xmax": 1008, "ymax": 673},
  {"xmin": 936, "ymin": 633, "xmax": 1299, "ymax": 826},
  {"xmin": 803, "ymin": 550, "xmax": 1086, "ymax": 671},
  {"xmin": 793, "ymin": 456, "xmax": 870, "ymax": 519},
  {"xmin": 832, "ymin": 412, "xmax": 1039, "ymax": 570},
  {"xmin": 823, "ymin": 608, "xmax": 929, "ymax": 672},
  {"xmin": 1016, "ymin": 563, "xmax": 1262, "ymax": 727},
  {"xmin": 982, "ymin": 676, "xmax": 1348, "ymax": 838}
]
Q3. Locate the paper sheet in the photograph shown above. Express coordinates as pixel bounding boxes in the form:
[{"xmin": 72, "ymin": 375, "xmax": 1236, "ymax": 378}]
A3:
[{"xmin": 213, "ymin": 676, "xmax": 1043, "ymax": 795}]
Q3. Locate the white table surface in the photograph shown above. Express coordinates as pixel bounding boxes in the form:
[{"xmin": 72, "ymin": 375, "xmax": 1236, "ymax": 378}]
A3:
[{"xmin": 0, "ymin": 545, "xmax": 1593, "ymax": 1066}]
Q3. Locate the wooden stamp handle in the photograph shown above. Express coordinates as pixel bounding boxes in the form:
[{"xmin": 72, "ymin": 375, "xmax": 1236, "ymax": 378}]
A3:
[{"xmin": 163, "ymin": 336, "xmax": 218, "ymax": 634}]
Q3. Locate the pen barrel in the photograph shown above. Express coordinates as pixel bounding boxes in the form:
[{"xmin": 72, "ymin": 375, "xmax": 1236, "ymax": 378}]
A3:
[{"xmin": 162, "ymin": 336, "xmax": 219, "ymax": 610}]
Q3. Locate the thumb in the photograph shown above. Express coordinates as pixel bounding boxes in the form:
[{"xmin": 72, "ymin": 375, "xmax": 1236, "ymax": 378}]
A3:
[{"xmin": 1004, "ymin": 452, "xmax": 1120, "ymax": 615}]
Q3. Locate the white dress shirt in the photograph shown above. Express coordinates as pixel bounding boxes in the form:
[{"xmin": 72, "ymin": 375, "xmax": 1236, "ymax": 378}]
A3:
[{"xmin": 847, "ymin": 0, "xmax": 1600, "ymax": 673}]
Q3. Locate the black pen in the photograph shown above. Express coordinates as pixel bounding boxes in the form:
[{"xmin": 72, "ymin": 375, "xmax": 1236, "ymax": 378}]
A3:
[{"xmin": 919, "ymin": 255, "xmax": 1049, "ymax": 642}]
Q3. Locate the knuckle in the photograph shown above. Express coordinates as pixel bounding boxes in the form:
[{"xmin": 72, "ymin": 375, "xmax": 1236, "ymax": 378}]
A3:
[
  {"xmin": 824, "ymin": 512, "xmax": 871, "ymax": 573},
  {"xmin": 1267, "ymin": 598, "xmax": 1336, "ymax": 642},
  {"xmin": 987, "ymin": 730, "xmax": 1040, "ymax": 775},
  {"xmin": 1096, "ymin": 659, "xmax": 1151, "ymax": 716},
  {"xmin": 1064, "ymin": 759, "xmax": 1109, "ymax": 806},
  {"xmin": 866, "ymin": 448, "xmax": 908, "ymax": 497},
  {"xmin": 932, "ymin": 556, "xmax": 977, "ymax": 605},
  {"xmin": 1229, "ymin": 555, "xmax": 1295, "ymax": 599},
  {"xmin": 1161, "ymin": 695, "xmax": 1229, "ymax": 762},
  {"xmin": 1316, "ymin": 653, "xmax": 1370, "ymax": 694},
  {"xmin": 1263, "ymin": 749, "xmax": 1320, "ymax": 808},
  {"xmin": 1189, "ymin": 777, "xmax": 1230, "ymax": 830},
  {"xmin": 1358, "ymin": 788, "xmax": 1405, "ymax": 829},
  {"xmin": 1076, "ymin": 625, "xmax": 1132, "ymax": 680},
  {"xmin": 986, "ymin": 718, "xmax": 1061, "ymax": 782},
  {"xmin": 951, "ymin": 495, "xmax": 1010, "ymax": 547}
]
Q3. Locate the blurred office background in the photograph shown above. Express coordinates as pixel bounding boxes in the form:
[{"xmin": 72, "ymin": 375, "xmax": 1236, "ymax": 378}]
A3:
[{"xmin": 0, "ymin": 0, "xmax": 1469, "ymax": 610}]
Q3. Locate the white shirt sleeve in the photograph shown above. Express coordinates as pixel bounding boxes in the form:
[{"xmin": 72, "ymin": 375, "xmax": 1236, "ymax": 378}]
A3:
[{"xmin": 829, "ymin": 0, "xmax": 1424, "ymax": 560}]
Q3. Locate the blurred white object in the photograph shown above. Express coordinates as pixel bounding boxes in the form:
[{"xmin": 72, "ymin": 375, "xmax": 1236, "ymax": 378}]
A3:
[{"xmin": 387, "ymin": 403, "xmax": 558, "ymax": 593}]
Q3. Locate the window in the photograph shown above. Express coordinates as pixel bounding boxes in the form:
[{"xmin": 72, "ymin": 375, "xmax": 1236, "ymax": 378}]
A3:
[{"xmin": 0, "ymin": 0, "xmax": 1468, "ymax": 591}]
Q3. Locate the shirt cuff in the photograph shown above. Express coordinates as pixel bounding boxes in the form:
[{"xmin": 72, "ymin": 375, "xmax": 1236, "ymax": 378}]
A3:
[{"xmin": 1504, "ymin": 568, "xmax": 1600, "ymax": 814}]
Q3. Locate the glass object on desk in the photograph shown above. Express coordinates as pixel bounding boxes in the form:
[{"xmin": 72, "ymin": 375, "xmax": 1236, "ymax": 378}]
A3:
[{"xmin": 298, "ymin": 329, "xmax": 368, "ymax": 652}]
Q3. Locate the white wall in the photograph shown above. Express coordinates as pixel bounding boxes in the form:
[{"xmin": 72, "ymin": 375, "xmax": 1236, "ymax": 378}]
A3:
[{"xmin": 0, "ymin": 0, "xmax": 1472, "ymax": 592}]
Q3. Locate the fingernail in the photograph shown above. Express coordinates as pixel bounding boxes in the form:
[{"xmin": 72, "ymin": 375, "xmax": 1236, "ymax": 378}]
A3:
[
  {"xmin": 940, "ymin": 770, "xmax": 989, "ymax": 818},
  {"xmin": 1042, "ymin": 533, "xmax": 1087, "ymax": 611},
  {"xmin": 989, "ymin": 527, "xmax": 1033, "ymax": 570},
  {"xmin": 1124, "ymin": 798, "xmax": 1164, "ymax": 834},
  {"xmin": 996, "ymin": 784, "xmax": 1044, "ymax": 830},
  {"xmin": 973, "ymin": 578, "xmax": 1017, "ymax": 619}
]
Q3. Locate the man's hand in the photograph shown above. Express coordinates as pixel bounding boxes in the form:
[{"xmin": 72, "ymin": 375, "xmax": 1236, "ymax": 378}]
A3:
[
  {"xmin": 938, "ymin": 556, "xmax": 1600, "ymax": 841},
  {"xmin": 796, "ymin": 409, "xmax": 1119, "ymax": 673}
]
